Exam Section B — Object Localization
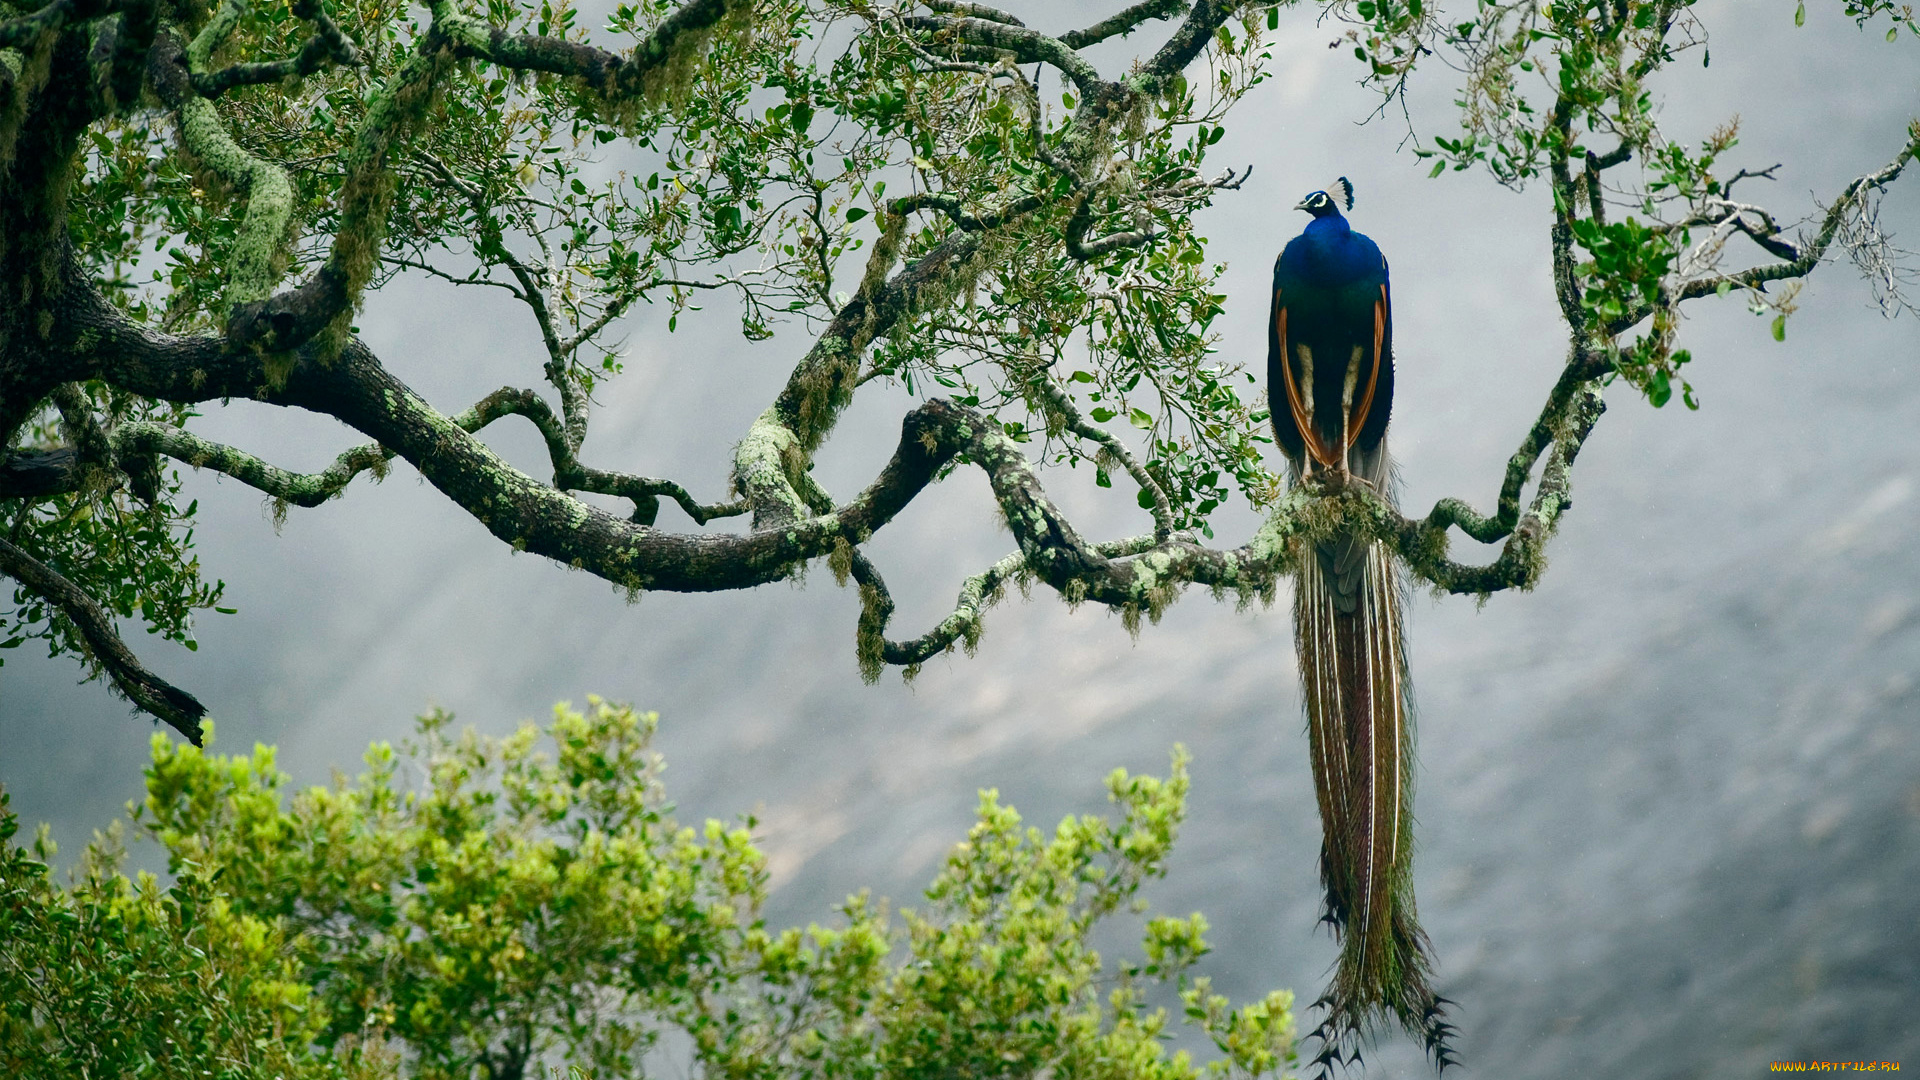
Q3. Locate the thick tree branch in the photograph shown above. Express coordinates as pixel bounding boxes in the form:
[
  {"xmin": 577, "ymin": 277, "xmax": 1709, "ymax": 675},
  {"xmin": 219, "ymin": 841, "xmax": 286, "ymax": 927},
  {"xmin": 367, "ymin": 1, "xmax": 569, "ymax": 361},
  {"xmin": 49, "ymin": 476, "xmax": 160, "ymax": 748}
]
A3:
[
  {"xmin": 921, "ymin": 1, "xmax": 1023, "ymax": 27},
  {"xmin": 0, "ymin": 449, "xmax": 83, "ymax": 498},
  {"xmin": 0, "ymin": 0, "xmax": 112, "ymax": 50},
  {"xmin": 1060, "ymin": 0, "xmax": 1188, "ymax": 50},
  {"xmin": 1130, "ymin": 0, "xmax": 1240, "ymax": 93},
  {"xmin": 427, "ymin": 0, "xmax": 732, "ymax": 100},
  {"xmin": 887, "ymin": 190, "xmax": 1046, "ymax": 233},
  {"xmin": 222, "ymin": 35, "xmax": 450, "ymax": 351},
  {"xmin": 0, "ymin": 535, "xmax": 206, "ymax": 743},
  {"xmin": 899, "ymin": 13, "xmax": 1104, "ymax": 93}
]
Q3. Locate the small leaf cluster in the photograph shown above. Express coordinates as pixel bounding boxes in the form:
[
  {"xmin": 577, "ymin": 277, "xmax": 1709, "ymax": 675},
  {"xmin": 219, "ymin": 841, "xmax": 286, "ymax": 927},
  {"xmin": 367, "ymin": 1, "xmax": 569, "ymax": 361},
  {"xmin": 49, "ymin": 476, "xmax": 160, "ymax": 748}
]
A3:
[
  {"xmin": 1837, "ymin": 0, "xmax": 1920, "ymax": 40},
  {"xmin": 1, "ymin": 697, "xmax": 1301, "ymax": 1079},
  {"xmin": 1566, "ymin": 212, "xmax": 1693, "ymax": 406}
]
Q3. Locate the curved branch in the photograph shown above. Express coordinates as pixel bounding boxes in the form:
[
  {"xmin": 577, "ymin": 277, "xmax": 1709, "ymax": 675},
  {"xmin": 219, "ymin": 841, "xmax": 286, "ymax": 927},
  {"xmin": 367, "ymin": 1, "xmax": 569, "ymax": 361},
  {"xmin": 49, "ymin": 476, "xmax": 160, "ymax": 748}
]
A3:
[
  {"xmin": 1130, "ymin": 0, "xmax": 1240, "ymax": 94},
  {"xmin": 1671, "ymin": 126, "xmax": 1920, "ymax": 307},
  {"xmin": 0, "ymin": 0, "xmax": 111, "ymax": 50},
  {"xmin": 1060, "ymin": 0, "xmax": 1187, "ymax": 50},
  {"xmin": 0, "ymin": 535, "xmax": 206, "ymax": 743},
  {"xmin": 1064, "ymin": 187, "xmax": 1157, "ymax": 259},
  {"xmin": 109, "ymin": 386, "xmax": 744, "ymax": 526},
  {"xmin": 427, "ymin": 0, "xmax": 732, "ymax": 100},
  {"xmin": 111, "ymin": 421, "xmax": 394, "ymax": 509},
  {"xmin": 222, "ymin": 37, "xmax": 450, "ymax": 351},
  {"xmin": 190, "ymin": 0, "xmax": 361, "ymax": 98},
  {"xmin": 847, "ymin": 532, "xmax": 1164, "ymax": 679},
  {"xmin": 1392, "ymin": 382, "xmax": 1607, "ymax": 595},
  {"xmin": 454, "ymin": 387, "xmax": 745, "ymax": 524},
  {"xmin": 847, "ymin": 546, "xmax": 1024, "ymax": 679},
  {"xmin": 899, "ymin": 12, "xmax": 1103, "ymax": 93},
  {"xmin": 148, "ymin": 32, "xmax": 295, "ymax": 310}
]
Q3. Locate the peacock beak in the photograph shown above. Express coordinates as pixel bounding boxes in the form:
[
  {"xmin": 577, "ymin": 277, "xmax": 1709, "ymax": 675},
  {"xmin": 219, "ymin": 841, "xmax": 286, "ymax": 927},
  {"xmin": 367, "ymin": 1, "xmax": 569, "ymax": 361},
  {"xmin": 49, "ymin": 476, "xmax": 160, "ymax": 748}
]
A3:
[{"xmin": 1294, "ymin": 198, "xmax": 1312, "ymax": 212}]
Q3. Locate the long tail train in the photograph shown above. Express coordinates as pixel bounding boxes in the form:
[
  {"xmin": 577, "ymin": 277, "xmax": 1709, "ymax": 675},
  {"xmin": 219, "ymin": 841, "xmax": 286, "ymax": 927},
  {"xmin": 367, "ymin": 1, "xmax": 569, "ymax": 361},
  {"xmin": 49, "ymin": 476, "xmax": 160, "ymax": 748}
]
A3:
[{"xmin": 1294, "ymin": 526, "xmax": 1457, "ymax": 1077}]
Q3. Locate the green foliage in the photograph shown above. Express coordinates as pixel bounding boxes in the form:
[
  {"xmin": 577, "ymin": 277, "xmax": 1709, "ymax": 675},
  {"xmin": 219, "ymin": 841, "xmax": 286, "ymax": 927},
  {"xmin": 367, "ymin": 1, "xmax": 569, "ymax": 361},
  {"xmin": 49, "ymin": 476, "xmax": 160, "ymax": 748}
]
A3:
[
  {"xmin": 1, "ymin": 385, "xmax": 227, "ymax": 672},
  {"xmin": 848, "ymin": 13, "xmax": 1282, "ymax": 534},
  {"xmin": 0, "ymin": 791, "xmax": 397, "ymax": 1080},
  {"xmin": 4, "ymin": 698, "xmax": 1298, "ymax": 1080},
  {"xmin": 1376, "ymin": 1, "xmax": 1915, "ymax": 410}
]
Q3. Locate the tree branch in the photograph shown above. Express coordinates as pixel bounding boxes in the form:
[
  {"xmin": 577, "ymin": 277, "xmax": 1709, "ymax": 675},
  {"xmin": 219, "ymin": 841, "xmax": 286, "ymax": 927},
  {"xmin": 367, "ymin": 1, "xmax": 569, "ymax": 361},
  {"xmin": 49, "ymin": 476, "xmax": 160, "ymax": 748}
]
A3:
[
  {"xmin": 189, "ymin": 0, "xmax": 361, "ymax": 98},
  {"xmin": 426, "ymin": 0, "xmax": 733, "ymax": 101},
  {"xmin": 899, "ymin": 12, "xmax": 1104, "ymax": 93},
  {"xmin": 110, "ymin": 421, "xmax": 395, "ymax": 510},
  {"xmin": 1672, "ymin": 127, "xmax": 1920, "ymax": 306},
  {"xmin": 0, "ymin": 449, "xmax": 83, "ymax": 498},
  {"xmin": 221, "ymin": 35, "xmax": 450, "ymax": 351},
  {"xmin": 1031, "ymin": 375, "xmax": 1171, "ymax": 541},
  {"xmin": 0, "ymin": 535, "xmax": 207, "ymax": 743},
  {"xmin": 0, "ymin": 0, "xmax": 112, "ymax": 50},
  {"xmin": 1059, "ymin": 0, "xmax": 1187, "ymax": 50},
  {"xmin": 107, "ymin": 386, "xmax": 744, "ymax": 527},
  {"xmin": 1130, "ymin": 0, "xmax": 1239, "ymax": 93},
  {"xmin": 922, "ymin": 1, "xmax": 1024, "ymax": 27}
]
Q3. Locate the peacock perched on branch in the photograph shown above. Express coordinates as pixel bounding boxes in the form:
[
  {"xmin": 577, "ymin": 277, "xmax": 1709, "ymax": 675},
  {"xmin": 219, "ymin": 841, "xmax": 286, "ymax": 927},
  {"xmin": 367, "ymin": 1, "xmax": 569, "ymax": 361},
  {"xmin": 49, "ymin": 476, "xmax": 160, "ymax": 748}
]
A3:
[{"xmin": 1268, "ymin": 177, "xmax": 1457, "ymax": 1077}]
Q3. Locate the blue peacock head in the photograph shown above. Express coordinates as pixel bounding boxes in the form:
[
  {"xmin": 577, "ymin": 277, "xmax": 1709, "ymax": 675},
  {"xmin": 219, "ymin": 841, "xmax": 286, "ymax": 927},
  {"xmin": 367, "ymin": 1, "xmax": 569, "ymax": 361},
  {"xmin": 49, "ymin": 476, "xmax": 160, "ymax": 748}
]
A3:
[{"xmin": 1294, "ymin": 176, "xmax": 1355, "ymax": 218}]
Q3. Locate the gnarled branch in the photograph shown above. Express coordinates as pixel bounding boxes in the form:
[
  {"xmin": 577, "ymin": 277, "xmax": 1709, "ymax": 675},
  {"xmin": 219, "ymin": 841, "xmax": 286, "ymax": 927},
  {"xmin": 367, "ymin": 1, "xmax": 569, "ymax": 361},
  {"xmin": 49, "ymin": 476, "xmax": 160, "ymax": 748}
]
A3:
[{"xmin": 0, "ymin": 535, "xmax": 206, "ymax": 743}]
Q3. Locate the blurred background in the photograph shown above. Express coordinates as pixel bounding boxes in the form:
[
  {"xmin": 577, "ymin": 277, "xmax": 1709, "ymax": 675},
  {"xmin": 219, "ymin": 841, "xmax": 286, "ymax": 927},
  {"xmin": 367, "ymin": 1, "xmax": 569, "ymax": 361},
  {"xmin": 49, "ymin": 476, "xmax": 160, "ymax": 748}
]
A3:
[{"xmin": 4, "ymin": 2, "xmax": 1918, "ymax": 1076}]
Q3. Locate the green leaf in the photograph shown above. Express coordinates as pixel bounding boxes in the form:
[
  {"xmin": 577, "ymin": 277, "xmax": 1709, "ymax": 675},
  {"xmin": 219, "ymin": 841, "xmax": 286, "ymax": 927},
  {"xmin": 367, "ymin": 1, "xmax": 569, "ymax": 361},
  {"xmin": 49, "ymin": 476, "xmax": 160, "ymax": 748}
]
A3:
[
  {"xmin": 1128, "ymin": 407, "xmax": 1153, "ymax": 429},
  {"xmin": 1795, "ymin": 1, "xmax": 1805, "ymax": 27},
  {"xmin": 1428, "ymin": 159, "xmax": 1446, "ymax": 179},
  {"xmin": 1771, "ymin": 314, "xmax": 1786, "ymax": 342},
  {"xmin": 1089, "ymin": 407, "xmax": 1116, "ymax": 423},
  {"xmin": 1715, "ymin": 280, "xmax": 1732, "ymax": 298},
  {"xmin": 844, "ymin": 207, "xmax": 868, "ymax": 223}
]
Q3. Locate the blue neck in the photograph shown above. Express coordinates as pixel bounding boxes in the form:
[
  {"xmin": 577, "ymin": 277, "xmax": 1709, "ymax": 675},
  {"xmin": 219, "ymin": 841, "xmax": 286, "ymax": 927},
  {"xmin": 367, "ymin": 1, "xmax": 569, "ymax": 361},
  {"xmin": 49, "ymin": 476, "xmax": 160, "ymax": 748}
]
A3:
[{"xmin": 1304, "ymin": 212, "xmax": 1350, "ymax": 237}]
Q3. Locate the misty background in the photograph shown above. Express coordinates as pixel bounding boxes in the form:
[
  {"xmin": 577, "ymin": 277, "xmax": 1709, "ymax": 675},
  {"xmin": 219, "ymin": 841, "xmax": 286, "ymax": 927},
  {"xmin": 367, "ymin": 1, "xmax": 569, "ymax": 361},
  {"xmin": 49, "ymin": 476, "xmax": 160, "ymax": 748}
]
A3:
[{"xmin": 4, "ymin": 2, "xmax": 1918, "ymax": 1076}]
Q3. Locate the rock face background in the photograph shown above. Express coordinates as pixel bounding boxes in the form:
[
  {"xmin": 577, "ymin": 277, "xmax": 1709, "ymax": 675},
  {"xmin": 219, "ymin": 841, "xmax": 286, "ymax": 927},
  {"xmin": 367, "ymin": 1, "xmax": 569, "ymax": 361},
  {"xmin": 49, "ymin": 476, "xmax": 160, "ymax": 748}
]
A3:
[{"xmin": 4, "ymin": 3, "xmax": 1917, "ymax": 1076}]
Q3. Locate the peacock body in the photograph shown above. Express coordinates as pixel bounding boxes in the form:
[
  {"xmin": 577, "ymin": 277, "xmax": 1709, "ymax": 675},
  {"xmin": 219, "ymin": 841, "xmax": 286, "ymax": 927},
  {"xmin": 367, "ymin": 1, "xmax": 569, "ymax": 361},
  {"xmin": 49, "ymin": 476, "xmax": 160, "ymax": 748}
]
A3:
[{"xmin": 1267, "ymin": 178, "xmax": 1455, "ymax": 1076}]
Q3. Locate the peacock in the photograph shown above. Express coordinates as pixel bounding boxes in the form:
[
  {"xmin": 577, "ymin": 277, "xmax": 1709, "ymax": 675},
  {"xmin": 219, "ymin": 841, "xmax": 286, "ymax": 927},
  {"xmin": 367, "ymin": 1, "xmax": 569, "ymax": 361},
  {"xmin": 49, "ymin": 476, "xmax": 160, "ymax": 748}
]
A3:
[{"xmin": 1268, "ymin": 177, "xmax": 1456, "ymax": 1076}]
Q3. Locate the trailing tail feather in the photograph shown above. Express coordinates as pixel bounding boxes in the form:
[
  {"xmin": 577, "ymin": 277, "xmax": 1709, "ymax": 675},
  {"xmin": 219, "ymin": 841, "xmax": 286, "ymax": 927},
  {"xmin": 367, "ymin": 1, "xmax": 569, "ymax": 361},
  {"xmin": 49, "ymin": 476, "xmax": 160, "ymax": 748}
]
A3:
[{"xmin": 1293, "ymin": 501, "xmax": 1455, "ymax": 1076}]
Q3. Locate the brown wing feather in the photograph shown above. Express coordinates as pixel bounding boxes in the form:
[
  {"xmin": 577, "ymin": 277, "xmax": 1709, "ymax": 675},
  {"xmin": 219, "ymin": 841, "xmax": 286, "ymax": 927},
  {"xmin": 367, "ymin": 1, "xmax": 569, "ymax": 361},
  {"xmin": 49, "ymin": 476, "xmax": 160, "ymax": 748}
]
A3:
[{"xmin": 1344, "ymin": 286, "xmax": 1388, "ymax": 447}]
